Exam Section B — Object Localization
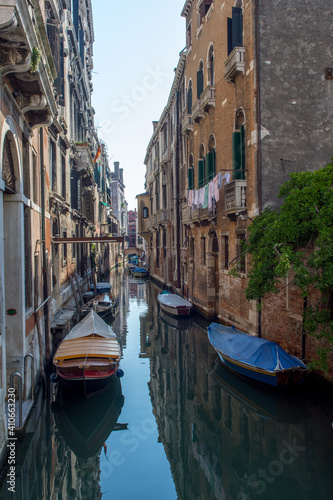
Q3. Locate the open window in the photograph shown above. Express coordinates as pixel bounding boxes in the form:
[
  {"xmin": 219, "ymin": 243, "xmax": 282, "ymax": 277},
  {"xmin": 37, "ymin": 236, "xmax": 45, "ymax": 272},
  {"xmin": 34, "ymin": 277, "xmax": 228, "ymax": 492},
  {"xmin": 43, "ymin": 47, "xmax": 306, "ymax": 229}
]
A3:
[
  {"xmin": 206, "ymin": 135, "xmax": 216, "ymax": 182},
  {"xmin": 197, "ymin": 61, "xmax": 204, "ymax": 99},
  {"xmin": 198, "ymin": 0, "xmax": 213, "ymax": 27},
  {"xmin": 208, "ymin": 44, "xmax": 214, "ymax": 85}
]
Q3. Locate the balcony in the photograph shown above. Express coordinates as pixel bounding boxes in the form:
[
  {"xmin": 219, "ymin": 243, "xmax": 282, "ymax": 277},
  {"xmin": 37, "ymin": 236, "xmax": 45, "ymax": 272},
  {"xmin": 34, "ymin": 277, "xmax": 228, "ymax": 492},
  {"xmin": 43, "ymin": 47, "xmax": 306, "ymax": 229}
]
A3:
[
  {"xmin": 182, "ymin": 203, "xmax": 191, "ymax": 223},
  {"xmin": 181, "ymin": 113, "xmax": 193, "ymax": 134},
  {"xmin": 224, "ymin": 179, "xmax": 247, "ymax": 214},
  {"xmin": 161, "ymin": 148, "xmax": 169, "ymax": 165},
  {"xmin": 224, "ymin": 47, "xmax": 245, "ymax": 82},
  {"xmin": 157, "ymin": 208, "xmax": 169, "ymax": 223},
  {"xmin": 200, "ymin": 85, "xmax": 215, "ymax": 112},
  {"xmin": 74, "ymin": 143, "xmax": 94, "ymax": 174},
  {"xmin": 0, "ymin": 0, "xmax": 58, "ymax": 128},
  {"xmin": 190, "ymin": 204, "xmax": 216, "ymax": 223},
  {"xmin": 192, "ymin": 99, "xmax": 205, "ymax": 123}
]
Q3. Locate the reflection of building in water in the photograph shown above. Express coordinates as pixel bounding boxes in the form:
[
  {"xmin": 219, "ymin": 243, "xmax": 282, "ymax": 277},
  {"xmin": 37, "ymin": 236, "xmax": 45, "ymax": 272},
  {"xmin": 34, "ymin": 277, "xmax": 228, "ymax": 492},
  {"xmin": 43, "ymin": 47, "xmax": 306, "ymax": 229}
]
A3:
[
  {"xmin": 111, "ymin": 269, "xmax": 129, "ymax": 350},
  {"xmin": 147, "ymin": 310, "xmax": 333, "ymax": 500},
  {"xmin": 0, "ymin": 376, "xmax": 124, "ymax": 499}
]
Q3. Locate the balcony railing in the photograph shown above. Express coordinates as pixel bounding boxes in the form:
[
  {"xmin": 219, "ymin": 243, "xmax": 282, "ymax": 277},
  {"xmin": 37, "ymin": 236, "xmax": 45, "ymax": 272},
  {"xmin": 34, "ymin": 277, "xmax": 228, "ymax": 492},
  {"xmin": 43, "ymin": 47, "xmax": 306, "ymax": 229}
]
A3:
[
  {"xmin": 181, "ymin": 113, "xmax": 193, "ymax": 134},
  {"xmin": 157, "ymin": 208, "xmax": 169, "ymax": 223},
  {"xmin": 200, "ymin": 85, "xmax": 215, "ymax": 111},
  {"xmin": 224, "ymin": 47, "xmax": 245, "ymax": 82},
  {"xmin": 224, "ymin": 179, "xmax": 247, "ymax": 214},
  {"xmin": 74, "ymin": 144, "xmax": 94, "ymax": 174},
  {"xmin": 192, "ymin": 99, "xmax": 205, "ymax": 123}
]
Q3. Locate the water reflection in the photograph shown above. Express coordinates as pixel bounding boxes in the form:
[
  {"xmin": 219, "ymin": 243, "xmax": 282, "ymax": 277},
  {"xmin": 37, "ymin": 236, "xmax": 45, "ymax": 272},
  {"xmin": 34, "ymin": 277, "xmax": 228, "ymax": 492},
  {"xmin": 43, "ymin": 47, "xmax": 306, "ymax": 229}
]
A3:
[
  {"xmin": 144, "ymin": 287, "xmax": 333, "ymax": 500},
  {"xmin": 1, "ymin": 270, "xmax": 333, "ymax": 500}
]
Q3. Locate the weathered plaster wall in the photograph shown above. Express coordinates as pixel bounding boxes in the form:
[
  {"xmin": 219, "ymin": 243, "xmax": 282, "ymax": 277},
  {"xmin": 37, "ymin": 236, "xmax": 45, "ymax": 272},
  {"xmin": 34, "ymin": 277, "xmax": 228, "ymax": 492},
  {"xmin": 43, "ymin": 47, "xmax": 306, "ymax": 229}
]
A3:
[{"xmin": 259, "ymin": 0, "xmax": 333, "ymax": 210}]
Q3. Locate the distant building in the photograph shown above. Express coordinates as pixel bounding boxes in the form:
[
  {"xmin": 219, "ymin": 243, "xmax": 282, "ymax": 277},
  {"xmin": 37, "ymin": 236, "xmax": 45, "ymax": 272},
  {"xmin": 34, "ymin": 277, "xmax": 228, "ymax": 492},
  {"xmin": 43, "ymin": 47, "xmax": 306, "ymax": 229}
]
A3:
[{"xmin": 128, "ymin": 209, "xmax": 137, "ymax": 247}]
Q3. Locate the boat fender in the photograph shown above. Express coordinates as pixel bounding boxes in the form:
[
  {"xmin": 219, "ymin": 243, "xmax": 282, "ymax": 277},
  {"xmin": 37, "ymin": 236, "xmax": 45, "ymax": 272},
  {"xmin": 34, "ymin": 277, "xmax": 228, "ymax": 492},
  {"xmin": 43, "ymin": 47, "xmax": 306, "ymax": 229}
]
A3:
[
  {"xmin": 116, "ymin": 368, "xmax": 124, "ymax": 378},
  {"xmin": 231, "ymin": 325, "xmax": 236, "ymax": 330},
  {"xmin": 50, "ymin": 373, "xmax": 58, "ymax": 383}
]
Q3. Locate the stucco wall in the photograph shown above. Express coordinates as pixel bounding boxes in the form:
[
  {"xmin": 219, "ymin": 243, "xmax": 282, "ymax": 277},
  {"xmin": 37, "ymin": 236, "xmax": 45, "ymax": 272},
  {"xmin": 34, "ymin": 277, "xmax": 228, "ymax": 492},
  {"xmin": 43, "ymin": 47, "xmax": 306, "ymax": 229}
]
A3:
[{"xmin": 259, "ymin": 0, "xmax": 333, "ymax": 210}]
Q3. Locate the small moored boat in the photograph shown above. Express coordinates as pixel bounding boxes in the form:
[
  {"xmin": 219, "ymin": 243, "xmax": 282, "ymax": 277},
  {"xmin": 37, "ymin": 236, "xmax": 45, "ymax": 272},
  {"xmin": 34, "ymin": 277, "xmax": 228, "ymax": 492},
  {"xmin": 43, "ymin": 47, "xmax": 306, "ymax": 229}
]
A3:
[
  {"xmin": 207, "ymin": 323, "xmax": 307, "ymax": 387},
  {"xmin": 158, "ymin": 291, "xmax": 192, "ymax": 317},
  {"xmin": 131, "ymin": 267, "xmax": 149, "ymax": 278},
  {"xmin": 81, "ymin": 292, "xmax": 116, "ymax": 318},
  {"xmin": 53, "ymin": 310, "xmax": 121, "ymax": 397}
]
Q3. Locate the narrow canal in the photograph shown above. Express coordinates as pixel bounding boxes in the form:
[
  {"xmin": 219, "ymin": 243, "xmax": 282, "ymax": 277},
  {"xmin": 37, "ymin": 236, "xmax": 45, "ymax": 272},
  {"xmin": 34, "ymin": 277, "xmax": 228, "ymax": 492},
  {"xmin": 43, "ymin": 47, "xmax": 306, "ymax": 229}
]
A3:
[{"xmin": 1, "ymin": 268, "xmax": 333, "ymax": 499}]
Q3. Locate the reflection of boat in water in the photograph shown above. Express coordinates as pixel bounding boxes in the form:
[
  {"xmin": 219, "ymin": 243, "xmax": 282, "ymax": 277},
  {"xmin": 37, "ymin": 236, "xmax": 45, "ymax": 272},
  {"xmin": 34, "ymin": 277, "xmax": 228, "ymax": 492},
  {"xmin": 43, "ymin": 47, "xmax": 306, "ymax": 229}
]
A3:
[
  {"xmin": 209, "ymin": 358, "xmax": 304, "ymax": 423},
  {"xmin": 159, "ymin": 310, "xmax": 191, "ymax": 331},
  {"xmin": 158, "ymin": 291, "xmax": 192, "ymax": 317},
  {"xmin": 131, "ymin": 267, "xmax": 149, "ymax": 278},
  {"xmin": 51, "ymin": 376, "xmax": 126, "ymax": 459},
  {"xmin": 53, "ymin": 311, "xmax": 121, "ymax": 397},
  {"xmin": 208, "ymin": 322, "xmax": 308, "ymax": 387}
]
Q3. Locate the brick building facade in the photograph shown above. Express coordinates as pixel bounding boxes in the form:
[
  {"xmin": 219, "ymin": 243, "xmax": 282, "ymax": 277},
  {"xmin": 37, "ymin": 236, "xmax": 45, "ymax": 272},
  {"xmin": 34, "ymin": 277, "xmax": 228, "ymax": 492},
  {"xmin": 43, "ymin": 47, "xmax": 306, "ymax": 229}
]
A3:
[{"xmin": 141, "ymin": 0, "xmax": 333, "ymax": 374}]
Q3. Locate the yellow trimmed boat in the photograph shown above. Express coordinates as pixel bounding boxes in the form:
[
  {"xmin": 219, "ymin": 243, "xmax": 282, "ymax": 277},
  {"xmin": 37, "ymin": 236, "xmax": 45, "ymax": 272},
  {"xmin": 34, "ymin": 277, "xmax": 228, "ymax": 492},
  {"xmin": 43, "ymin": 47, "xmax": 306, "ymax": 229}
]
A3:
[{"xmin": 53, "ymin": 310, "xmax": 121, "ymax": 397}]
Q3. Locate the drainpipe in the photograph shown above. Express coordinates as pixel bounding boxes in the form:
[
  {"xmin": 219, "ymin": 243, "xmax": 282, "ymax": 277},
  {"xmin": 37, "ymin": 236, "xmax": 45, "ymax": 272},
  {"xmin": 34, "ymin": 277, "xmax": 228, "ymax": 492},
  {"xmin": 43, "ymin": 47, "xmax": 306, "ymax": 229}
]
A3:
[
  {"xmin": 40, "ymin": 127, "xmax": 50, "ymax": 364},
  {"xmin": 255, "ymin": 0, "xmax": 263, "ymax": 337},
  {"xmin": 175, "ymin": 89, "xmax": 181, "ymax": 290}
]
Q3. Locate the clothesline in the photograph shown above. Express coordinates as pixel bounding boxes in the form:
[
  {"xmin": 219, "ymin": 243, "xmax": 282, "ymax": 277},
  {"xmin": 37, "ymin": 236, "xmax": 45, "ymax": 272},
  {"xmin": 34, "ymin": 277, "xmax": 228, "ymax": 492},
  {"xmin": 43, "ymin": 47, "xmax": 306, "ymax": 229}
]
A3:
[{"xmin": 187, "ymin": 171, "xmax": 231, "ymax": 210}]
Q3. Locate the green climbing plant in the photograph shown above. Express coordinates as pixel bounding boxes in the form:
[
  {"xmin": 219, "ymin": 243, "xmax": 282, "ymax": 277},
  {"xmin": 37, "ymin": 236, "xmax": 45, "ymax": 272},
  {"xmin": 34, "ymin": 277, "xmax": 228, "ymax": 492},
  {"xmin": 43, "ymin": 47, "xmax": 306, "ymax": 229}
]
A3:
[
  {"xmin": 30, "ymin": 47, "xmax": 41, "ymax": 74},
  {"xmin": 230, "ymin": 159, "xmax": 333, "ymax": 370}
]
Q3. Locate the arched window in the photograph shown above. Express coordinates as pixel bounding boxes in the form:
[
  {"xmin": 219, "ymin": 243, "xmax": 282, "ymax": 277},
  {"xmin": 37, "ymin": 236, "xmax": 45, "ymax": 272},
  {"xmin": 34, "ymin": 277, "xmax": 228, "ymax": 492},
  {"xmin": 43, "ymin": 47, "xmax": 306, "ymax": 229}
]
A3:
[
  {"xmin": 197, "ymin": 61, "xmax": 204, "ymax": 99},
  {"xmin": 208, "ymin": 45, "xmax": 214, "ymax": 86},
  {"xmin": 2, "ymin": 134, "xmax": 16, "ymax": 193},
  {"xmin": 233, "ymin": 109, "xmax": 245, "ymax": 180},
  {"xmin": 143, "ymin": 206, "xmax": 149, "ymax": 218},
  {"xmin": 187, "ymin": 80, "xmax": 193, "ymax": 114},
  {"xmin": 206, "ymin": 135, "xmax": 216, "ymax": 182},
  {"xmin": 198, "ymin": 144, "xmax": 206, "ymax": 188}
]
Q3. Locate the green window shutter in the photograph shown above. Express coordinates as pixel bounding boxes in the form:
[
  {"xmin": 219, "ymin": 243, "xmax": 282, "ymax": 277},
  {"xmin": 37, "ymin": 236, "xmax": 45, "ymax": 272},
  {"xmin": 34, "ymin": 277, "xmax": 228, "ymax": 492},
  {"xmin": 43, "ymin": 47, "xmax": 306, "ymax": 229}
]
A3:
[
  {"xmin": 206, "ymin": 149, "xmax": 215, "ymax": 182},
  {"xmin": 198, "ymin": 159, "xmax": 205, "ymax": 188},
  {"xmin": 188, "ymin": 168, "xmax": 194, "ymax": 190},
  {"xmin": 232, "ymin": 132, "xmax": 245, "ymax": 180},
  {"xmin": 232, "ymin": 131, "xmax": 241, "ymax": 179}
]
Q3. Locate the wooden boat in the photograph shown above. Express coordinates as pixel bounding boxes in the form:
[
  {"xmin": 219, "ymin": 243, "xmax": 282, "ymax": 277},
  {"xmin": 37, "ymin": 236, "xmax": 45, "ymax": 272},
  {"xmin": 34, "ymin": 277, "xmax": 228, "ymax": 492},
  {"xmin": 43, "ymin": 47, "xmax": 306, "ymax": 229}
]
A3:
[
  {"xmin": 131, "ymin": 267, "xmax": 149, "ymax": 278},
  {"xmin": 81, "ymin": 292, "xmax": 116, "ymax": 318},
  {"xmin": 207, "ymin": 323, "xmax": 308, "ymax": 387},
  {"xmin": 53, "ymin": 310, "xmax": 121, "ymax": 397},
  {"xmin": 158, "ymin": 291, "xmax": 192, "ymax": 317}
]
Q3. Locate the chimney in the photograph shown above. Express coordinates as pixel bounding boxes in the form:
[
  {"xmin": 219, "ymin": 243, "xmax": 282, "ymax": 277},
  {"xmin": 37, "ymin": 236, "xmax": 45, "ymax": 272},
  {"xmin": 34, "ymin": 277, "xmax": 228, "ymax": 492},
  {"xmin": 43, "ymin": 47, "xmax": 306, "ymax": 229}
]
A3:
[
  {"xmin": 114, "ymin": 161, "xmax": 119, "ymax": 177},
  {"xmin": 153, "ymin": 121, "xmax": 158, "ymax": 132},
  {"xmin": 120, "ymin": 168, "xmax": 124, "ymax": 183}
]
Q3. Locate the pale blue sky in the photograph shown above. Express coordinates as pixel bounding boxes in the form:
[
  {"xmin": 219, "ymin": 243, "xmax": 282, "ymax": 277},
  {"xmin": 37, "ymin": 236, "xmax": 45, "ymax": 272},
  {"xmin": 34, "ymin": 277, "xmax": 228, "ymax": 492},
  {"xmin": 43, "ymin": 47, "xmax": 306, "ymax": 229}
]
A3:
[{"xmin": 91, "ymin": 1, "xmax": 186, "ymax": 209}]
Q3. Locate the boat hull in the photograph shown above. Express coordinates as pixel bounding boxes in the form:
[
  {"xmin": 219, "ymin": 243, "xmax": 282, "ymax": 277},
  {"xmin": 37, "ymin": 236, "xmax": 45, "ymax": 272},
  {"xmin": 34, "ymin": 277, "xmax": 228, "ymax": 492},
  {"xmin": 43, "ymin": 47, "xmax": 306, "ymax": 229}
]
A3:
[
  {"xmin": 159, "ymin": 302, "xmax": 191, "ymax": 317},
  {"xmin": 216, "ymin": 352, "xmax": 307, "ymax": 387},
  {"xmin": 56, "ymin": 359, "xmax": 119, "ymax": 397}
]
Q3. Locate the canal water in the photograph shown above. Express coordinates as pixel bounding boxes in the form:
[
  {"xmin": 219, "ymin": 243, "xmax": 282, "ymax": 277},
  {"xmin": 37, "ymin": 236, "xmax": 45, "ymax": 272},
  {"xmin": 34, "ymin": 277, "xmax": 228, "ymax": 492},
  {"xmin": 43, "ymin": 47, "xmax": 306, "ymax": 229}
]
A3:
[{"xmin": 1, "ymin": 268, "xmax": 333, "ymax": 500}]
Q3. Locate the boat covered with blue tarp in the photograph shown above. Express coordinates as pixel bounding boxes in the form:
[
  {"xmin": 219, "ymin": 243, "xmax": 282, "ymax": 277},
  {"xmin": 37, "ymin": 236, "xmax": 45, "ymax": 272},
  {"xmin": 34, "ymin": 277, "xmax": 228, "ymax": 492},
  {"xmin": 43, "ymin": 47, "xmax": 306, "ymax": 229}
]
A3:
[{"xmin": 207, "ymin": 323, "xmax": 307, "ymax": 387}]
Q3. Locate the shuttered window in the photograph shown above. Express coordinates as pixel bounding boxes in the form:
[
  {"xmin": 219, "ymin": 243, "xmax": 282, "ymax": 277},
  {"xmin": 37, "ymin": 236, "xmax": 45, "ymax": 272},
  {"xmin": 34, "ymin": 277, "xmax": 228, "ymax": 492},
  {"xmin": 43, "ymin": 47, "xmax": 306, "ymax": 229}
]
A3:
[
  {"xmin": 188, "ymin": 86, "xmax": 192, "ymax": 114},
  {"xmin": 232, "ymin": 125, "xmax": 245, "ymax": 180},
  {"xmin": 198, "ymin": 159, "xmax": 205, "ymax": 188},
  {"xmin": 227, "ymin": 7, "xmax": 243, "ymax": 56},
  {"xmin": 188, "ymin": 168, "xmax": 194, "ymax": 190},
  {"xmin": 206, "ymin": 149, "xmax": 215, "ymax": 182},
  {"xmin": 197, "ymin": 69, "xmax": 204, "ymax": 98}
]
